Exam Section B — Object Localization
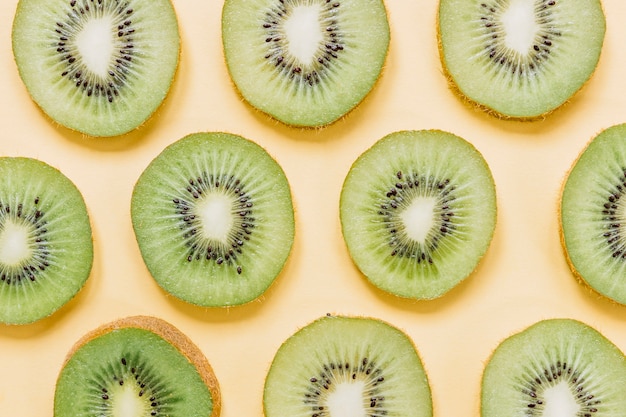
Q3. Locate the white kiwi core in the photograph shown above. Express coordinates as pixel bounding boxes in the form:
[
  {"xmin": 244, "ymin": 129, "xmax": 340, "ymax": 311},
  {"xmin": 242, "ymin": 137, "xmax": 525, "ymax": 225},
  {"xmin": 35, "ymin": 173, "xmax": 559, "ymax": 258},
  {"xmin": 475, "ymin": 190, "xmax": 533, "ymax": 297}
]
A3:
[
  {"xmin": 501, "ymin": 0, "xmax": 539, "ymax": 54},
  {"xmin": 111, "ymin": 384, "xmax": 148, "ymax": 417},
  {"xmin": 325, "ymin": 381, "xmax": 367, "ymax": 417},
  {"xmin": 400, "ymin": 197, "xmax": 437, "ymax": 244},
  {"xmin": 196, "ymin": 193, "xmax": 234, "ymax": 242},
  {"xmin": 0, "ymin": 220, "xmax": 32, "ymax": 266},
  {"xmin": 541, "ymin": 381, "xmax": 580, "ymax": 416},
  {"xmin": 284, "ymin": 4, "xmax": 324, "ymax": 66},
  {"xmin": 75, "ymin": 16, "xmax": 115, "ymax": 78}
]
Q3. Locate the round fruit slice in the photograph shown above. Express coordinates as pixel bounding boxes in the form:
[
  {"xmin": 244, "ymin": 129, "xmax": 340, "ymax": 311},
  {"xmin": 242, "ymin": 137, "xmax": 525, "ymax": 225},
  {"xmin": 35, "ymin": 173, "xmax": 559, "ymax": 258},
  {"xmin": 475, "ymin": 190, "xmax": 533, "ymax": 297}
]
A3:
[
  {"xmin": 560, "ymin": 123, "xmax": 626, "ymax": 304},
  {"xmin": 0, "ymin": 157, "xmax": 93, "ymax": 325},
  {"xmin": 12, "ymin": 0, "xmax": 180, "ymax": 137},
  {"xmin": 54, "ymin": 315, "xmax": 220, "ymax": 417},
  {"xmin": 340, "ymin": 130, "xmax": 497, "ymax": 300},
  {"xmin": 131, "ymin": 132, "xmax": 295, "ymax": 307},
  {"xmin": 438, "ymin": 0, "xmax": 606, "ymax": 119},
  {"xmin": 221, "ymin": 0, "xmax": 390, "ymax": 127},
  {"xmin": 481, "ymin": 318, "xmax": 626, "ymax": 416},
  {"xmin": 264, "ymin": 315, "xmax": 432, "ymax": 417}
]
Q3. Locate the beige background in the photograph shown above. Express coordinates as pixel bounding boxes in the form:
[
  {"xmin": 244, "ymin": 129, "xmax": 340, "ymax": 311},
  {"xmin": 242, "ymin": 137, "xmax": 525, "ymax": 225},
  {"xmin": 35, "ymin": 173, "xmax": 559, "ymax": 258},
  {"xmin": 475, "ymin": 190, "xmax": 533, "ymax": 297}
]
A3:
[{"xmin": 1, "ymin": 0, "xmax": 626, "ymax": 416}]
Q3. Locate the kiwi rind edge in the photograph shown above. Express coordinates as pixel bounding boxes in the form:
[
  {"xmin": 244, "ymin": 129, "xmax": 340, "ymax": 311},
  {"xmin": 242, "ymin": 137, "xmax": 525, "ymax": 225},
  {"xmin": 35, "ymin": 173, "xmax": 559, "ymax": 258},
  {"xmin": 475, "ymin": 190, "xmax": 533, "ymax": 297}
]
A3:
[
  {"xmin": 557, "ymin": 126, "xmax": 626, "ymax": 306},
  {"xmin": 58, "ymin": 315, "xmax": 221, "ymax": 416},
  {"xmin": 11, "ymin": 0, "xmax": 182, "ymax": 138},
  {"xmin": 220, "ymin": 0, "xmax": 391, "ymax": 129},
  {"xmin": 436, "ymin": 0, "xmax": 606, "ymax": 121}
]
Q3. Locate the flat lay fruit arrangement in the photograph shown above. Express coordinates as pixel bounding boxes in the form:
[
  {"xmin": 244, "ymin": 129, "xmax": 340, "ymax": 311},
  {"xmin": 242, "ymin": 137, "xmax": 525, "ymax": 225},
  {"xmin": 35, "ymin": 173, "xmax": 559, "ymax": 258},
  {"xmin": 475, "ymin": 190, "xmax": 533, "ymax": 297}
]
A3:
[{"xmin": 2, "ymin": 0, "xmax": 626, "ymax": 416}]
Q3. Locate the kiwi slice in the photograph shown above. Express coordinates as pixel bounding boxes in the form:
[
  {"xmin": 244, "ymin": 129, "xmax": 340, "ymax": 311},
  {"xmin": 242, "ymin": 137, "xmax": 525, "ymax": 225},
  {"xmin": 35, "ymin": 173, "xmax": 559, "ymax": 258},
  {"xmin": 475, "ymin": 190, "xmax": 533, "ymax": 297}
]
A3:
[
  {"xmin": 437, "ymin": 0, "xmax": 606, "ymax": 119},
  {"xmin": 131, "ymin": 132, "xmax": 295, "ymax": 307},
  {"xmin": 481, "ymin": 318, "xmax": 626, "ymax": 416},
  {"xmin": 54, "ymin": 315, "xmax": 221, "ymax": 417},
  {"xmin": 221, "ymin": 0, "xmax": 390, "ymax": 127},
  {"xmin": 559, "ymin": 123, "xmax": 626, "ymax": 304},
  {"xmin": 0, "ymin": 157, "xmax": 93, "ymax": 325},
  {"xmin": 11, "ymin": 0, "xmax": 180, "ymax": 137},
  {"xmin": 340, "ymin": 130, "xmax": 497, "ymax": 300},
  {"xmin": 264, "ymin": 314, "xmax": 433, "ymax": 417}
]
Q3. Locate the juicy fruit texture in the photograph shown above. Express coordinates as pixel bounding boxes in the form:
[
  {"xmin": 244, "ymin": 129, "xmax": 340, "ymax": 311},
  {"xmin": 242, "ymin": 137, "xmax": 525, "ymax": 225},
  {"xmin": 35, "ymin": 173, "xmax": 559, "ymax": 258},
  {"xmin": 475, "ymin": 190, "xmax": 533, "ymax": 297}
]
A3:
[
  {"xmin": 12, "ymin": 0, "xmax": 180, "ymax": 137},
  {"xmin": 0, "ymin": 157, "xmax": 92, "ymax": 325},
  {"xmin": 54, "ymin": 315, "xmax": 220, "ymax": 417},
  {"xmin": 131, "ymin": 132, "xmax": 295, "ymax": 307},
  {"xmin": 264, "ymin": 315, "xmax": 432, "ymax": 417},
  {"xmin": 560, "ymin": 124, "xmax": 626, "ymax": 304},
  {"xmin": 438, "ymin": 0, "xmax": 606, "ymax": 119},
  {"xmin": 481, "ymin": 318, "xmax": 626, "ymax": 416},
  {"xmin": 221, "ymin": 0, "xmax": 390, "ymax": 127},
  {"xmin": 340, "ymin": 130, "xmax": 497, "ymax": 300}
]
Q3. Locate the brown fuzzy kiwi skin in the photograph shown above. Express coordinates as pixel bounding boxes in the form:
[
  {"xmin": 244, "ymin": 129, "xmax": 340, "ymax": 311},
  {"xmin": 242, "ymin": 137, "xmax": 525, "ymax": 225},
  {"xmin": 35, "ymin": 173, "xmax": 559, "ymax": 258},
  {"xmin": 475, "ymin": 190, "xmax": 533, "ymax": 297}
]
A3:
[
  {"xmin": 58, "ymin": 315, "xmax": 221, "ymax": 416},
  {"xmin": 557, "ymin": 130, "xmax": 625, "ymax": 306},
  {"xmin": 435, "ymin": 1, "xmax": 605, "ymax": 122}
]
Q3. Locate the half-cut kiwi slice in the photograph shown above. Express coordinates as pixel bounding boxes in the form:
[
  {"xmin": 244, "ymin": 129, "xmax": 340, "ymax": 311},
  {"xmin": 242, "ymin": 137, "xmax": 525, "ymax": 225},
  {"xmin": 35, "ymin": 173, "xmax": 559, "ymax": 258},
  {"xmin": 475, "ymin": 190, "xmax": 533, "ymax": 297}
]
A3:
[
  {"xmin": 0, "ymin": 157, "xmax": 93, "ymax": 325},
  {"xmin": 560, "ymin": 123, "xmax": 626, "ymax": 304},
  {"xmin": 54, "ymin": 315, "xmax": 220, "ymax": 417},
  {"xmin": 131, "ymin": 132, "xmax": 295, "ymax": 307},
  {"xmin": 438, "ymin": 0, "xmax": 606, "ymax": 119},
  {"xmin": 12, "ymin": 0, "xmax": 180, "ymax": 137},
  {"xmin": 264, "ymin": 314, "xmax": 432, "ymax": 417},
  {"xmin": 481, "ymin": 318, "xmax": 626, "ymax": 416},
  {"xmin": 221, "ymin": 0, "xmax": 390, "ymax": 127},
  {"xmin": 340, "ymin": 130, "xmax": 497, "ymax": 300}
]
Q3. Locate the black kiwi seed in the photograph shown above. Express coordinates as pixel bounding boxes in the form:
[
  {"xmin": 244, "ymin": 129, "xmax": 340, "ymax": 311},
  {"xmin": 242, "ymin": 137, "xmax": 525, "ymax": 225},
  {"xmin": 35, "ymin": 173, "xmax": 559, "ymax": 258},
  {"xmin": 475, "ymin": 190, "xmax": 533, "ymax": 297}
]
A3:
[
  {"xmin": 479, "ymin": 0, "xmax": 562, "ymax": 76},
  {"xmin": 0, "ymin": 197, "xmax": 50, "ymax": 286},
  {"xmin": 261, "ymin": 0, "xmax": 345, "ymax": 86},
  {"xmin": 174, "ymin": 173, "xmax": 253, "ymax": 274},
  {"xmin": 303, "ymin": 357, "xmax": 387, "ymax": 416},
  {"xmin": 379, "ymin": 171, "xmax": 457, "ymax": 264},
  {"xmin": 600, "ymin": 169, "xmax": 626, "ymax": 258},
  {"xmin": 54, "ymin": 0, "xmax": 137, "ymax": 103}
]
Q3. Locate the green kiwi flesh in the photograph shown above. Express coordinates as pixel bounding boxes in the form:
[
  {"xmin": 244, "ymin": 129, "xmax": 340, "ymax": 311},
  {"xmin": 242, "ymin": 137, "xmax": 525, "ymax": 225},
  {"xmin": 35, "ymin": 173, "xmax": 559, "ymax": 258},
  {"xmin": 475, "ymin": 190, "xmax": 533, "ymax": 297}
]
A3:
[
  {"xmin": 481, "ymin": 318, "xmax": 626, "ymax": 416},
  {"xmin": 131, "ymin": 132, "xmax": 295, "ymax": 307},
  {"xmin": 221, "ymin": 0, "xmax": 390, "ymax": 127},
  {"xmin": 438, "ymin": 0, "xmax": 606, "ymax": 119},
  {"xmin": 264, "ymin": 314, "xmax": 433, "ymax": 417},
  {"xmin": 340, "ymin": 130, "xmax": 497, "ymax": 300},
  {"xmin": 0, "ymin": 157, "xmax": 93, "ymax": 325},
  {"xmin": 12, "ymin": 0, "xmax": 180, "ymax": 137},
  {"xmin": 54, "ymin": 315, "xmax": 220, "ymax": 417},
  {"xmin": 560, "ymin": 123, "xmax": 626, "ymax": 305}
]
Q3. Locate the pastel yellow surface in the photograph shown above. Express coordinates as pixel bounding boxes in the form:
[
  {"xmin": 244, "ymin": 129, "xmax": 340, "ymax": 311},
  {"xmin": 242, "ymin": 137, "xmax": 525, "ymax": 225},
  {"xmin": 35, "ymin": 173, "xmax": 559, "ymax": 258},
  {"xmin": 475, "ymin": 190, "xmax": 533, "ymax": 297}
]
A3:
[{"xmin": 1, "ymin": 1, "xmax": 626, "ymax": 416}]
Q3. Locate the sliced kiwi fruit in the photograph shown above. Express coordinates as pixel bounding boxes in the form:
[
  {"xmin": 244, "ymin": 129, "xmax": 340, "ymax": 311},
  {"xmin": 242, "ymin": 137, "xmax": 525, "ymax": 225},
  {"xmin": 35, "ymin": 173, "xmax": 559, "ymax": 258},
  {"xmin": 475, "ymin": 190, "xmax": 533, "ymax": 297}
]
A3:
[
  {"xmin": 437, "ymin": 0, "xmax": 606, "ymax": 119},
  {"xmin": 12, "ymin": 0, "xmax": 180, "ymax": 137},
  {"xmin": 264, "ymin": 314, "xmax": 432, "ymax": 417},
  {"xmin": 0, "ymin": 157, "xmax": 93, "ymax": 325},
  {"xmin": 481, "ymin": 318, "xmax": 626, "ymax": 416},
  {"xmin": 221, "ymin": 0, "xmax": 390, "ymax": 127},
  {"xmin": 340, "ymin": 130, "xmax": 497, "ymax": 300},
  {"xmin": 54, "ymin": 315, "xmax": 221, "ymax": 417},
  {"xmin": 131, "ymin": 132, "xmax": 295, "ymax": 307},
  {"xmin": 560, "ymin": 123, "xmax": 626, "ymax": 304}
]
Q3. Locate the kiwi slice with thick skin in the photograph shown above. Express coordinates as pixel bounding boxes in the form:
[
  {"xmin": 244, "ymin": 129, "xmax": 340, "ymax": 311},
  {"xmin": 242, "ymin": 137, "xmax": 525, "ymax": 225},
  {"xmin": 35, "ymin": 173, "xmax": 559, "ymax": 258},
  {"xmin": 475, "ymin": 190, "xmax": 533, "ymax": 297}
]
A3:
[
  {"xmin": 340, "ymin": 130, "xmax": 497, "ymax": 300},
  {"xmin": 12, "ymin": 0, "xmax": 180, "ymax": 137},
  {"xmin": 264, "ymin": 314, "xmax": 432, "ymax": 417},
  {"xmin": 438, "ymin": 0, "xmax": 606, "ymax": 119},
  {"xmin": 481, "ymin": 318, "xmax": 626, "ymax": 416},
  {"xmin": 0, "ymin": 157, "xmax": 93, "ymax": 325},
  {"xmin": 54, "ymin": 315, "xmax": 220, "ymax": 417},
  {"xmin": 221, "ymin": 0, "xmax": 390, "ymax": 127},
  {"xmin": 560, "ymin": 123, "xmax": 626, "ymax": 304},
  {"xmin": 131, "ymin": 132, "xmax": 295, "ymax": 307}
]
